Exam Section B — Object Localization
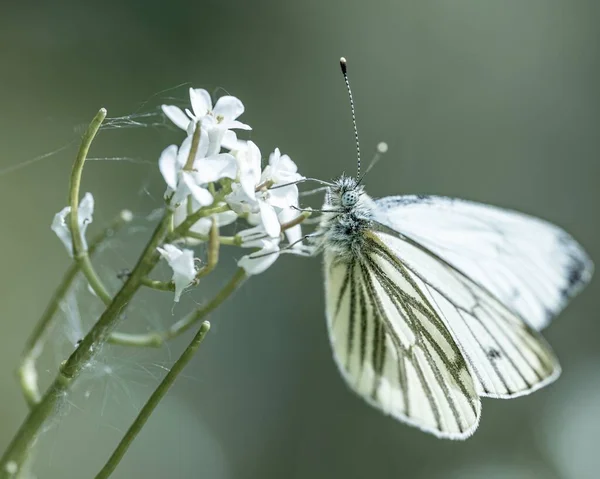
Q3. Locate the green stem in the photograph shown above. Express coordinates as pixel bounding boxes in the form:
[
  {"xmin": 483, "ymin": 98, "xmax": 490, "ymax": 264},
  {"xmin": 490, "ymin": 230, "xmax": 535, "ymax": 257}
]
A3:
[
  {"xmin": 139, "ymin": 277, "xmax": 175, "ymax": 292},
  {"xmin": 168, "ymin": 203, "xmax": 230, "ymax": 241},
  {"xmin": 194, "ymin": 219, "xmax": 219, "ymax": 281},
  {"xmin": 106, "ymin": 268, "xmax": 246, "ymax": 347},
  {"xmin": 182, "ymin": 122, "xmax": 201, "ymax": 171},
  {"xmin": 68, "ymin": 108, "xmax": 112, "ymax": 306},
  {"xmin": 94, "ymin": 322, "xmax": 211, "ymax": 479},
  {"xmin": 0, "ymin": 210, "xmax": 173, "ymax": 474},
  {"xmin": 18, "ymin": 210, "xmax": 133, "ymax": 407}
]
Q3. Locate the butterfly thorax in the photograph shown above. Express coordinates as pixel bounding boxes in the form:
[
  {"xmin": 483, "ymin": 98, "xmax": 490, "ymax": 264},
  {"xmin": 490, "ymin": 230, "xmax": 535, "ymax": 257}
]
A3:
[{"xmin": 316, "ymin": 175, "xmax": 376, "ymax": 261}]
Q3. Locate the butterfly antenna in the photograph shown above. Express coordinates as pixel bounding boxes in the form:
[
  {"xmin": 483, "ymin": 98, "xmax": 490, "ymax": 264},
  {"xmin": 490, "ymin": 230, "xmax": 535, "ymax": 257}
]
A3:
[{"xmin": 340, "ymin": 57, "xmax": 361, "ymax": 181}]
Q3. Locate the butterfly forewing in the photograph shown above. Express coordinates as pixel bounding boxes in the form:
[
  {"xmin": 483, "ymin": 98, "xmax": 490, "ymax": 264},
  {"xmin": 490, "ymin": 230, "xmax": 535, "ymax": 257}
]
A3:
[
  {"xmin": 369, "ymin": 231, "xmax": 561, "ymax": 398},
  {"xmin": 373, "ymin": 196, "xmax": 593, "ymax": 331},
  {"xmin": 324, "ymin": 247, "xmax": 481, "ymax": 439}
]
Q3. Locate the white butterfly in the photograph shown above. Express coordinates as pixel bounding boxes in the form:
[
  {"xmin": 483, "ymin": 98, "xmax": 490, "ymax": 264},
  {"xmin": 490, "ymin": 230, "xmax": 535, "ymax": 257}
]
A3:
[{"xmin": 311, "ymin": 58, "xmax": 593, "ymax": 439}]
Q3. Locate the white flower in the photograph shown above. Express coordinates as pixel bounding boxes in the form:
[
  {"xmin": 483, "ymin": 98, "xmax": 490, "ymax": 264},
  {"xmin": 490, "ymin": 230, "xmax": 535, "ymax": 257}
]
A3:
[
  {"xmin": 225, "ymin": 142, "xmax": 283, "ymax": 238},
  {"xmin": 159, "ymin": 131, "xmax": 237, "ymax": 207},
  {"xmin": 236, "ymin": 219, "xmax": 311, "ymax": 275},
  {"xmin": 188, "ymin": 88, "xmax": 251, "ymax": 131},
  {"xmin": 262, "ymin": 148, "xmax": 304, "ymax": 185},
  {"xmin": 161, "ymin": 88, "xmax": 251, "ymax": 151},
  {"xmin": 157, "ymin": 244, "xmax": 197, "ymax": 302},
  {"xmin": 237, "ymin": 226, "xmax": 281, "ymax": 275},
  {"xmin": 51, "ymin": 192, "xmax": 94, "ymax": 256}
]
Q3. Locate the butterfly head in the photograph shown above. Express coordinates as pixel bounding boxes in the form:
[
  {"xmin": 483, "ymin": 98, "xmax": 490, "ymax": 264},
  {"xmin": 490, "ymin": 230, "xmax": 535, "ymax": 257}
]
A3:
[
  {"xmin": 327, "ymin": 175, "xmax": 363, "ymax": 210},
  {"xmin": 323, "ymin": 175, "xmax": 376, "ymax": 222}
]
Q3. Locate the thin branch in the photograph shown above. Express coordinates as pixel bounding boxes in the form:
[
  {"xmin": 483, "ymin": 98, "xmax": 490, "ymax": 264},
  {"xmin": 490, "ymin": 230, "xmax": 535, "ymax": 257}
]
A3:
[
  {"xmin": 94, "ymin": 322, "xmax": 211, "ymax": 479},
  {"xmin": 195, "ymin": 219, "xmax": 219, "ymax": 281},
  {"xmin": 139, "ymin": 277, "xmax": 175, "ymax": 292},
  {"xmin": 182, "ymin": 122, "xmax": 201, "ymax": 171},
  {"xmin": 68, "ymin": 108, "xmax": 112, "ymax": 305},
  {"xmin": 107, "ymin": 268, "xmax": 246, "ymax": 347},
  {"xmin": 168, "ymin": 203, "xmax": 230, "ymax": 241}
]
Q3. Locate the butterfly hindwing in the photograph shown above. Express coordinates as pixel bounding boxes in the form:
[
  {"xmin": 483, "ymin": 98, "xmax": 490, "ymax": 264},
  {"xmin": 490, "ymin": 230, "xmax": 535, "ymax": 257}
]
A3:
[{"xmin": 324, "ymin": 246, "xmax": 481, "ymax": 439}]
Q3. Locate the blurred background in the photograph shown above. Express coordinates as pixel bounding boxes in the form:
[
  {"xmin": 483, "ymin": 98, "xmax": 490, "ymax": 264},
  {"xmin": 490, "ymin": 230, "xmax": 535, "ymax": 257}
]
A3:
[{"xmin": 1, "ymin": 1, "xmax": 599, "ymax": 477}]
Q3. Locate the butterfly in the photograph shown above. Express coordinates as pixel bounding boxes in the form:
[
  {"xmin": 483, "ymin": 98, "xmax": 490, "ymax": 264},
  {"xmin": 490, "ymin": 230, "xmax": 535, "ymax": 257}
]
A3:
[{"xmin": 311, "ymin": 58, "xmax": 593, "ymax": 439}]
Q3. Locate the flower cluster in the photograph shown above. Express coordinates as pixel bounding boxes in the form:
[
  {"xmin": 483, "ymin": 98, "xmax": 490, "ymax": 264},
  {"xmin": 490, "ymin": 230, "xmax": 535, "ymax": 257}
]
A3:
[
  {"xmin": 157, "ymin": 89, "xmax": 307, "ymax": 299},
  {"xmin": 51, "ymin": 88, "xmax": 309, "ymax": 303}
]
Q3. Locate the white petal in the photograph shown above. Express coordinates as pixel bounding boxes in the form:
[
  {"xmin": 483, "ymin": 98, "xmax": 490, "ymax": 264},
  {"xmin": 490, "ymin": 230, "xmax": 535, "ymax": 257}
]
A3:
[
  {"xmin": 221, "ymin": 130, "xmax": 248, "ymax": 151},
  {"xmin": 278, "ymin": 206, "xmax": 302, "ymax": 246},
  {"xmin": 206, "ymin": 127, "xmax": 225, "ymax": 157},
  {"xmin": 277, "ymin": 154, "xmax": 298, "ymax": 174},
  {"xmin": 214, "ymin": 210, "xmax": 238, "ymax": 227},
  {"xmin": 196, "ymin": 127, "xmax": 210, "ymax": 159},
  {"xmin": 246, "ymin": 211, "xmax": 261, "ymax": 226},
  {"xmin": 266, "ymin": 184, "xmax": 299, "ymax": 209},
  {"xmin": 181, "ymin": 171, "xmax": 213, "ymax": 206},
  {"xmin": 161, "ymin": 105, "xmax": 190, "ymax": 131},
  {"xmin": 182, "ymin": 173, "xmax": 214, "ymax": 206},
  {"xmin": 223, "ymin": 120, "xmax": 252, "ymax": 131},
  {"xmin": 51, "ymin": 206, "xmax": 73, "ymax": 256},
  {"xmin": 269, "ymin": 148, "xmax": 281, "ymax": 166},
  {"xmin": 237, "ymin": 141, "xmax": 262, "ymax": 198},
  {"xmin": 268, "ymin": 149, "xmax": 302, "ymax": 184},
  {"xmin": 158, "ymin": 244, "xmax": 196, "ymax": 302},
  {"xmin": 79, "ymin": 192, "xmax": 94, "ymax": 250},
  {"xmin": 157, "ymin": 243, "xmax": 182, "ymax": 261},
  {"xmin": 238, "ymin": 225, "xmax": 269, "ymax": 245},
  {"xmin": 173, "ymin": 201, "xmax": 189, "ymax": 228},
  {"xmin": 194, "ymin": 154, "xmax": 238, "ymax": 183},
  {"xmin": 225, "ymin": 183, "xmax": 257, "ymax": 214},
  {"xmin": 259, "ymin": 201, "xmax": 281, "ymax": 238},
  {"xmin": 213, "ymin": 96, "xmax": 244, "ymax": 121},
  {"xmin": 189, "ymin": 88, "xmax": 212, "ymax": 118},
  {"xmin": 240, "ymin": 175, "xmax": 258, "ymax": 202},
  {"xmin": 189, "ymin": 210, "xmax": 238, "ymax": 236},
  {"xmin": 171, "ymin": 181, "xmax": 190, "ymax": 206},
  {"xmin": 158, "ymin": 145, "xmax": 180, "ymax": 189},
  {"xmin": 238, "ymin": 241, "xmax": 280, "ymax": 275}
]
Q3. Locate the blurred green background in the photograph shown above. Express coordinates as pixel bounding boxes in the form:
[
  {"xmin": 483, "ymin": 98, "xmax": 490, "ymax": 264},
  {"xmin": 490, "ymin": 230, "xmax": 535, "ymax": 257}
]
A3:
[{"xmin": 1, "ymin": 1, "xmax": 599, "ymax": 478}]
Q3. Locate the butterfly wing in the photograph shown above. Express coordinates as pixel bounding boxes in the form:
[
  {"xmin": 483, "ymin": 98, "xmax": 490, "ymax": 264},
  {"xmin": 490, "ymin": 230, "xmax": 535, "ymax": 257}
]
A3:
[
  {"xmin": 374, "ymin": 196, "xmax": 593, "ymax": 331},
  {"xmin": 366, "ymin": 225, "xmax": 561, "ymax": 398},
  {"xmin": 324, "ymin": 249, "xmax": 481, "ymax": 439}
]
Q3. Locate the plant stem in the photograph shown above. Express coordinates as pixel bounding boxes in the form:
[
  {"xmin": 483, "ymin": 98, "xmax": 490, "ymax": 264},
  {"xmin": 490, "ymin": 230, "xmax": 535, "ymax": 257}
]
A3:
[
  {"xmin": 139, "ymin": 277, "xmax": 175, "ymax": 292},
  {"xmin": 18, "ymin": 210, "xmax": 132, "ymax": 407},
  {"xmin": 68, "ymin": 108, "xmax": 113, "ymax": 306},
  {"xmin": 0, "ymin": 210, "xmax": 173, "ymax": 475},
  {"xmin": 182, "ymin": 122, "xmax": 201, "ymax": 171},
  {"xmin": 169, "ymin": 203, "xmax": 230, "ymax": 240},
  {"xmin": 104, "ymin": 268, "xmax": 246, "ymax": 347},
  {"xmin": 94, "ymin": 322, "xmax": 211, "ymax": 479},
  {"xmin": 194, "ymin": 219, "xmax": 219, "ymax": 281}
]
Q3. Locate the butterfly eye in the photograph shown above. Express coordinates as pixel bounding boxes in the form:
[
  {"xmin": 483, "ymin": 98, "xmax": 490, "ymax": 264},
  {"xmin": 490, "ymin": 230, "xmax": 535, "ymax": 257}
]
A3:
[{"xmin": 341, "ymin": 190, "xmax": 359, "ymax": 207}]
